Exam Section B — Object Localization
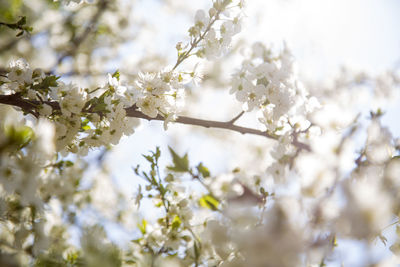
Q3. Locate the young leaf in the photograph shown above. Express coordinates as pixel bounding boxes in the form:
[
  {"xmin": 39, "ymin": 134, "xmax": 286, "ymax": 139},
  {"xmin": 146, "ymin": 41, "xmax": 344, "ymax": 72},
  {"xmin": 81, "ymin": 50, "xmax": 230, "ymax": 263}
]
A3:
[
  {"xmin": 142, "ymin": 154, "xmax": 154, "ymax": 164},
  {"xmin": 171, "ymin": 215, "xmax": 182, "ymax": 230},
  {"xmin": 5, "ymin": 125, "xmax": 34, "ymax": 149},
  {"xmin": 17, "ymin": 16, "xmax": 27, "ymax": 26},
  {"xmin": 112, "ymin": 70, "xmax": 120, "ymax": 81},
  {"xmin": 155, "ymin": 146, "xmax": 161, "ymax": 160},
  {"xmin": 167, "ymin": 146, "xmax": 189, "ymax": 172},
  {"xmin": 199, "ymin": 195, "xmax": 219, "ymax": 211},
  {"xmin": 138, "ymin": 219, "xmax": 147, "ymax": 235},
  {"xmin": 196, "ymin": 162, "xmax": 210, "ymax": 178}
]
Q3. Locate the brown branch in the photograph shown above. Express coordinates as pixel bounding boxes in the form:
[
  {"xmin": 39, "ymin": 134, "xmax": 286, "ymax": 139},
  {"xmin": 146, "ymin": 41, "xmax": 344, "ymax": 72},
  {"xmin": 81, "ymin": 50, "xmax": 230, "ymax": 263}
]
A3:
[
  {"xmin": 0, "ymin": 93, "xmax": 311, "ymax": 151},
  {"xmin": 172, "ymin": 9, "xmax": 222, "ymax": 71},
  {"xmin": 125, "ymin": 106, "xmax": 278, "ymax": 138},
  {"xmin": 0, "ymin": 94, "xmax": 60, "ymax": 111},
  {"xmin": 127, "ymin": 108, "xmax": 278, "ymax": 140},
  {"xmin": 227, "ymin": 111, "xmax": 244, "ymax": 124}
]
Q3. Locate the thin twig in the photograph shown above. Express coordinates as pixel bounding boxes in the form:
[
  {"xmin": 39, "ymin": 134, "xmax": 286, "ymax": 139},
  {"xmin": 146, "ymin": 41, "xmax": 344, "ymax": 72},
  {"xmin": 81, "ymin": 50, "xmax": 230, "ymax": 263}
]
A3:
[
  {"xmin": 56, "ymin": 0, "xmax": 108, "ymax": 65},
  {"xmin": 172, "ymin": 10, "xmax": 222, "ymax": 71},
  {"xmin": 228, "ymin": 111, "xmax": 244, "ymax": 124}
]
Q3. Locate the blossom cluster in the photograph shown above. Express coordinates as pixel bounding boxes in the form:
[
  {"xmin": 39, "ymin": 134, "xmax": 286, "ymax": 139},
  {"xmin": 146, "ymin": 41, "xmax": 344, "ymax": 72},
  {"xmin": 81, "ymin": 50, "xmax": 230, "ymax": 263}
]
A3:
[
  {"xmin": 229, "ymin": 43, "xmax": 321, "ymax": 183},
  {"xmin": 231, "ymin": 42, "xmax": 319, "ymax": 135},
  {"xmin": 0, "ymin": 59, "xmax": 188, "ymax": 155},
  {"xmin": 134, "ymin": 71, "xmax": 185, "ymax": 125},
  {"xmin": 0, "ymin": 105, "xmax": 91, "ymax": 262},
  {"xmin": 54, "ymin": 0, "xmax": 90, "ymax": 5},
  {"xmin": 178, "ymin": 0, "xmax": 244, "ymax": 62}
]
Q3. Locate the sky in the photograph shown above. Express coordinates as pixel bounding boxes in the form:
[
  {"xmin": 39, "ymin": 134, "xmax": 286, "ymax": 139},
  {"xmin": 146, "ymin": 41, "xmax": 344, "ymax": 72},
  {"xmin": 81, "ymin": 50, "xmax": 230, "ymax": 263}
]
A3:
[{"xmin": 245, "ymin": 0, "xmax": 400, "ymax": 75}]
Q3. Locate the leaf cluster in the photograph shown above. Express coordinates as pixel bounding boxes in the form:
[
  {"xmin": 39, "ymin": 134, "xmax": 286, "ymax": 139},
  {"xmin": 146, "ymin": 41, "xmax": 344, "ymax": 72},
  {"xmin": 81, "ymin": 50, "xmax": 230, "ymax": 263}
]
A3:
[{"xmin": 0, "ymin": 16, "xmax": 33, "ymax": 37}]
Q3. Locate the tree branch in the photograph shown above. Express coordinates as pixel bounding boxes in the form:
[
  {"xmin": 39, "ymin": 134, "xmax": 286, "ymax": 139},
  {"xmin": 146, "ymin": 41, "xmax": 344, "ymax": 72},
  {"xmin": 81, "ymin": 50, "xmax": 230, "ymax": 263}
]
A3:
[
  {"xmin": 56, "ymin": 0, "xmax": 108, "ymax": 65},
  {"xmin": 172, "ymin": 9, "xmax": 222, "ymax": 71},
  {"xmin": 0, "ymin": 93, "xmax": 311, "ymax": 151},
  {"xmin": 125, "ymin": 106, "xmax": 275, "ymax": 138},
  {"xmin": 227, "ymin": 111, "xmax": 244, "ymax": 124}
]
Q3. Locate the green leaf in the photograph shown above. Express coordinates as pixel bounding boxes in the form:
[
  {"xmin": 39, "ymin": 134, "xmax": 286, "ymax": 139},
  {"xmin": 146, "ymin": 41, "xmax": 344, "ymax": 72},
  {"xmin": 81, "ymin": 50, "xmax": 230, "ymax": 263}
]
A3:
[
  {"xmin": 167, "ymin": 147, "xmax": 189, "ymax": 172},
  {"xmin": 112, "ymin": 70, "xmax": 120, "ymax": 81},
  {"xmin": 42, "ymin": 75, "xmax": 60, "ymax": 87},
  {"xmin": 332, "ymin": 235, "xmax": 338, "ymax": 247},
  {"xmin": 65, "ymin": 250, "xmax": 80, "ymax": 264},
  {"xmin": 133, "ymin": 165, "xmax": 140, "ymax": 175},
  {"xmin": 232, "ymin": 167, "xmax": 240, "ymax": 173},
  {"xmin": 93, "ymin": 103, "xmax": 109, "ymax": 113},
  {"xmin": 124, "ymin": 259, "xmax": 136, "ymax": 265},
  {"xmin": 82, "ymin": 125, "xmax": 90, "ymax": 131},
  {"xmin": 16, "ymin": 16, "xmax": 26, "ymax": 26},
  {"xmin": 131, "ymin": 237, "xmax": 143, "ymax": 244},
  {"xmin": 260, "ymin": 187, "xmax": 268, "ymax": 196},
  {"xmin": 81, "ymin": 118, "xmax": 90, "ymax": 131},
  {"xmin": 32, "ymin": 75, "xmax": 60, "ymax": 91},
  {"xmin": 143, "ymin": 154, "xmax": 154, "ymax": 164},
  {"xmin": 171, "ymin": 215, "xmax": 181, "ymax": 230},
  {"xmin": 5, "ymin": 125, "xmax": 34, "ymax": 149},
  {"xmin": 24, "ymin": 26, "xmax": 33, "ymax": 33},
  {"xmin": 65, "ymin": 161, "xmax": 74, "ymax": 167},
  {"xmin": 199, "ymin": 195, "xmax": 219, "ymax": 211},
  {"xmin": 194, "ymin": 241, "xmax": 200, "ymax": 261},
  {"xmin": 155, "ymin": 146, "xmax": 161, "ymax": 160},
  {"xmin": 196, "ymin": 162, "xmax": 210, "ymax": 178},
  {"xmin": 138, "ymin": 219, "xmax": 147, "ymax": 235}
]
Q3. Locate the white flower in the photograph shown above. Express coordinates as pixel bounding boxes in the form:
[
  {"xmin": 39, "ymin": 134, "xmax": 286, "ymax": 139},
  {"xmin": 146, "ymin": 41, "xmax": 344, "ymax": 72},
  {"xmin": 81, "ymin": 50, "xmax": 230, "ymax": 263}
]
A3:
[
  {"xmin": 8, "ymin": 58, "xmax": 32, "ymax": 85},
  {"xmin": 39, "ymin": 104, "xmax": 53, "ymax": 117},
  {"xmin": 194, "ymin": 10, "xmax": 208, "ymax": 31},
  {"xmin": 365, "ymin": 120, "xmax": 394, "ymax": 164},
  {"xmin": 163, "ymin": 113, "xmax": 177, "ymax": 131},
  {"xmin": 244, "ymin": 84, "xmax": 266, "ymax": 111},
  {"xmin": 190, "ymin": 63, "xmax": 204, "ymax": 86},
  {"xmin": 137, "ymin": 96, "xmax": 159, "ymax": 118},
  {"xmin": 107, "ymin": 73, "xmax": 119, "ymax": 88},
  {"xmin": 204, "ymin": 29, "xmax": 221, "ymax": 60},
  {"xmin": 59, "ymin": 83, "xmax": 87, "ymax": 117}
]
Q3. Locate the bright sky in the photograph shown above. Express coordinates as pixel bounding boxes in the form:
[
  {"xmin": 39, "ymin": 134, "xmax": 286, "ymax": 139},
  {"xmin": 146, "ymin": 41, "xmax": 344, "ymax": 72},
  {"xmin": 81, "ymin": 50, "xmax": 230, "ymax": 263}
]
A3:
[{"xmin": 245, "ymin": 0, "xmax": 400, "ymax": 75}]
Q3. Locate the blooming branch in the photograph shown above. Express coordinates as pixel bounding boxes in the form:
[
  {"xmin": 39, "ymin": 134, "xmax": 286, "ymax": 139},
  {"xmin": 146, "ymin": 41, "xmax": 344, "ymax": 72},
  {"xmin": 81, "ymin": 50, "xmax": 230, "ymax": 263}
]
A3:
[{"xmin": 0, "ymin": 93, "xmax": 311, "ymax": 151}]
